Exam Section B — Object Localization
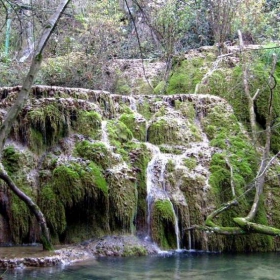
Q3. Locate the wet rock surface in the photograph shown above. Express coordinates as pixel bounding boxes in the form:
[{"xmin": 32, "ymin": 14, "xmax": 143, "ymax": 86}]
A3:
[
  {"xmin": 84, "ymin": 235, "xmax": 159, "ymax": 257},
  {"xmin": 0, "ymin": 235, "xmax": 158, "ymax": 268},
  {"xmin": 0, "ymin": 246, "xmax": 93, "ymax": 268}
]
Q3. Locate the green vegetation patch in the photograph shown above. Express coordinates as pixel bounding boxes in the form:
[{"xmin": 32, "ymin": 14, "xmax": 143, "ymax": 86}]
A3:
[
  {"xmin": 25, "ymin": 104, "xmax": 70, "ymax": 152},
  {"xmin": 107, "ymin": 169, "xmax": 137, "ymax": 233},
  {"xmin": 151, "ymin": 199, "xmax": 177, "ymax": 249},
  {"xmin": 175, "ymin": 100, "xmax": 196, "ymax": 120},
  {"xmin": 119, "ymin": 113, "xmax": 146, "ymax": 141},
  {"xmin": 2, "ymin": 146, "xmax": 21, "ymax": 174},
  {"xmin": 167, "ymin": 58, "xmax": 208, "ymax": 94},
  {"xmin": 75, "ymin": 140, "xmax": 118, "ymax": 170},
  {"xmin": 40, "ymin": 160, "xmax": 108, "ymax": 239},
  {"xmin": 75, "ymin": 111, "xmax": 102, "ymax": 139},
  {"xmin": 107, "ymin": 119, "xmax": 133, "ymax": 146}
]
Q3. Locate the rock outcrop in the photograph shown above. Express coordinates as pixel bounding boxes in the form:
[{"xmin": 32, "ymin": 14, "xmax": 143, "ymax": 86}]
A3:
[{"xmin": 0, "ymin": 85, "xmax": 279, "ymax": 253}]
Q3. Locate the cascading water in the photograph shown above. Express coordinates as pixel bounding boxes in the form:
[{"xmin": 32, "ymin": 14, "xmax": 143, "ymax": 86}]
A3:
[
  {"xmin": 101, "ymin": 120, "xmax": 110, "ymax": 148},
  {"xmin": 145, "ymin": 143, "xmax": 182, "ymax": 250},
  {"xmin": 170, "ymin": 201, "xmax": 181, "ymax": 250},
  {"xmin": 145, "ymin": 143, "xmax": 160, "ymax": 240}
]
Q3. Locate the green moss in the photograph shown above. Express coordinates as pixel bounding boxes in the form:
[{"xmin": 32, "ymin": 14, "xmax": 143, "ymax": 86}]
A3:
[
  {"xmin": 75, "ymin": 111, "xmax": 102, "ymax": 139},
  {"xmin": 40, "ymin": 185, "xmax": 66, "ymax": 235},
  {"xmin": 129, "ymin": 143, "xmax": 152, "ymax": 231},
  {"xmin": 202, "ymin": 105, "xmax": 240, "ymax": 140},
  {"xmin": 51, "ymin": 162, "xmax": 108, "ymax": 207},
  {"xmin": 2, "ymin": 146, "xmax": 21, "ymax": 174},
  {"xmin": 75, "ymin": 140, "xmax": 116, "ymax": 169},
  {"xmin": 39, "ymin": 160, "xmax": 109, "ymax": 240},
  {"xmin": 137, "ymin": 100, "xmax": 152, "ymax": 120},
  {"xmin": 52, "ymin": 164, "xmax": 83, "ymax": 207},
  {"xmin": 107, "ymin": 169, "xmax": 137, "ymax": 233},
  {"xmin": 123, "ymin": 245, "xmax": 148, "ymax": 256},
  {"xmin": 27, "ymin": 104, "xmax": 70, "ymax": 149},
  {"xmin": 8, "ymin": 185, "xmax": 34, "ymax": 244},
  {"xmin": 119, "ymin": 113, "xmax": 146, "ymax": 141},
  {"xmin": 167, "ymin": 58, "xmax": 207, "ymax": 94},
  {"xmin": 198, "ymin": 70, "xmax": 228, "ymax": 96},
  {"xmin": 147, "ymin": 119, "xmax": 173, "ymax": 145},
  {"xmin": 84, "ymin": 162, "xmax": 108, "ymax": 195},
  {"xmin": 175, "ymin": 100, "xmax": 196, "ymax": 120},
  {"xmin": 154, "ymin": 81, "xmax": 166, "ymax": 94},
  {"xmin": 183, "ymin": 157, "xmax": 197, "ymax": 170},
  {"xmin": 107, "ymin": 120, "xmax": 133, "ymax": 154},
  {"xmin": 151, "ymin": 199, "xmax": 177, "ymax": 249},
  {"xmin": 201, "ymin": 99, "xmax": 274, "ymax": 251},
  {"xmin": 29, "ymin": 128, "xmax": 45, "ymax": 154}
]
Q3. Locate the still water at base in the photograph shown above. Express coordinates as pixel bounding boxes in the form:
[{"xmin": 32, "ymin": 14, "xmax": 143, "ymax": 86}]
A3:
[{"xmin": 2, "ymin": 251, "xmax": 280, "ymax": 280}]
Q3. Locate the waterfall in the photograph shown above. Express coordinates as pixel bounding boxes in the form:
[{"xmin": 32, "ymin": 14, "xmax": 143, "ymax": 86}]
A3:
[
  {"xmin": 186, "ymin": 203, "xmax": 192, "ymax": 250},
  {"xmin": 170, "ymin": 201, "xmax": 180, "ymax": 250},
  {"xmin": 121, "ymin": 95, "xmax": 137, "ymax": 111},
  {"xmin": 129, "ymin": 96, "xmax": 137, "ymax": 111},
  {"xmin": 145, "ymin": 143, "xmax": 160, "ymax": 239},
  {"xmin": 101, "ymin": 120, "xmax": 110, "ymax": 148},
  {"xmin": 145, "ymin": 143, "xmax": 181, "ymax": 250}
]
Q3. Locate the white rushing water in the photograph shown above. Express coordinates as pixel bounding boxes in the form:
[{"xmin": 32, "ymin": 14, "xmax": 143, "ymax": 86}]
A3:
[
  {"xmin": 101, "ymin": 120, "xmax": 110, "ymax": 148},
  {"xmin": 145, "ymin": 143, "xmax": 182, "ymax": 250}
]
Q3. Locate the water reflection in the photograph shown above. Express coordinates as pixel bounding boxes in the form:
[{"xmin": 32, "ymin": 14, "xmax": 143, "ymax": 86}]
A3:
[{"xmin": 2, "ymin": 251, "xmax": 280, "ymax": 279}]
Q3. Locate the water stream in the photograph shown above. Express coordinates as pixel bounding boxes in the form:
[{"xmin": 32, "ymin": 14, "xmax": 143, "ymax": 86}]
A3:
[
  {"xmin": 145, "ymin": 143, "xmax": 183, "ymax": 250},
  {"xmin": 2, "ymin": 252, "xmax": 280, "ymax": 279},
  {"xmin": 101, "ymin": 120, "xmax": 110, "ymax": 147}
]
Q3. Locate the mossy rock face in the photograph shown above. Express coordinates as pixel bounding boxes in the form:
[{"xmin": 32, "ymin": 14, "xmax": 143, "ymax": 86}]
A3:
[
  {"xmin": 167, "ymin": 57, "xmax": 211, "ymax": 94},
  {"xmin": 175, "ymin": 100, "xmax": 196, "ymax": 121},
  {"xmin": 167, "ymin": 165, "xmax": 215, "ymax": 250},
  {"xmin": 106, "ymin": 166, "xmax": 137, "ymax": 233},
  {"xmin": 1, "ymin": 145, "xmax": 40, "ymax": 244},
  {"xmin": 51, "ymin": 161, "xmax": 108, "ymax": 207},
  {"xmin": 27, "ymin": 104, "xmax": 70, "ymax": 149},
  {"xmin": 75, "ymin": 111, "xmax": 102, "ymax": 139},
  {"xmin": 39, "ymin": 160, "xmax": 109, "ymax": 242},
  {"xmin": 39, "ymin": 185, "xmax": 66, "ymax": 235},
  {"xmin": 147, "ymin": 116, "xmax": 201, "ymax": 145},
  {"xmin": 128, "ymin": 143, "xmax": 152, "ymax": 232},
  {"xmin": 2, "ymin": 146, "xmax": 37, "ymax": 176},
  {"xmin": 2, "ymin": 146, "xmax": 21, "ymax": 174},
  {"xmin": 202, "ymin": 103, "xmax": 273, "ymax": 251},
  {"xmin": 264, "ymin": 165, "xmax": 280, "ymax": 249},
  {"xmin": 119, "ymin": 113, "xmax": 147, "ymax": 142},
  {"xmin": 107, "ymin": 120, "xmax": 133, "ymax": 148},
  {"xmin": 185, "ymin": 49, "xmax": 280, "ymax": 156},
  {"xmin": 137, "ymin": 100, "xmax": 153, "ymax": 120},
  {"xmin": 75, "ymin": 140, "xmax": 120, "ymax": 170},
  {"xmin": 11, "ymin": 103, "xmax": 71, "ymax": 154},
  {"xmin": 201, "ymin": 105, "xmax": 240, "ymax": 141},
  {"xmin": 151, "ymin": 199, "xmax": 177, "ymax": 250}
]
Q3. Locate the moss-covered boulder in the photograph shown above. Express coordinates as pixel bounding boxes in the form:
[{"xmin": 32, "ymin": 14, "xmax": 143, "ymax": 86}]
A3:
[
  {"xmin": 151, "ymin": 199, "xmax": 177, "ymax": 249},
  {"xmin": 147, "ymin": 115, "xmax": 201, "ymax": 146},
  {"xmin": 119, "ymin": 113, "xmax": 147, "ymax": 142}
]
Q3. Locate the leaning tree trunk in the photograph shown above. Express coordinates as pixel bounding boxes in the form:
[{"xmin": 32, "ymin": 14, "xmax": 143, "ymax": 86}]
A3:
[
  {"xmin": 0, "ymin": 0, "xmax": 72, "ymax": 250},
  {"xmin": 238, "ymin": 30, "xmax": 260, "ymax": 143}
]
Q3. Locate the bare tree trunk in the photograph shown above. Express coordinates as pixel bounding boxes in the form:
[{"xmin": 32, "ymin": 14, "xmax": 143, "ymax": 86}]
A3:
[
  {"xmin": 0, "ymin": 168, "xmax": 52, "ymax": 250},
  {"xmin": 0, "ymin": 0, "xmax": 71, "ymax": 250},
  {"xmin": 243, "ymin": 53, "xmax": 277, "ymax": 222},
  {"xmin": 238, "ymin": 30, "xmax": 260, "ymax": 143}
]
